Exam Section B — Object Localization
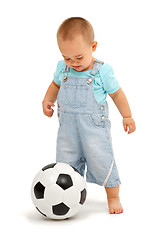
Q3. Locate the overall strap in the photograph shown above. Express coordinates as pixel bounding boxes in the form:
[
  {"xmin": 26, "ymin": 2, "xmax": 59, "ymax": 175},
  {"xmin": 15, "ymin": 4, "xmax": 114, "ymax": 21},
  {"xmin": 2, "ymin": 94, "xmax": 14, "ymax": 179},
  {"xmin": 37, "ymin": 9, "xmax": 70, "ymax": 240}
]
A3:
[
  {"xmin": 63, "ymin": 64, "xmax": 70, "ymax": 73},
  {"xmin": 87, "ymin": 59, "xmax": 104, "ymax": 84},
  {"xmin": 90, "ymin": 59, "xmax": 104, "ymax": 76},
  {"xmin": 62, "ymin": 64, "xmax": 70, "ymax": 82}
]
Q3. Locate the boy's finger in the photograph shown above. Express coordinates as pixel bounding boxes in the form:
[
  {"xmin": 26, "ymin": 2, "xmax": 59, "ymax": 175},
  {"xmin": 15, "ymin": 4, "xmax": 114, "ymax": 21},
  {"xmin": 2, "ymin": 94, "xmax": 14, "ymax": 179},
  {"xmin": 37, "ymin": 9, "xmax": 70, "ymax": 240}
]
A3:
[
  {"xmin": 128, "ymin": 124, "xmax": 133, "ymax": 134},
  {"xmin": 48, "ymin": 103, "xmax": 55, "ymax": 107},
  {"xmin": 46, "ymin": 108, "xmax": 54, "ymax": 114},
  {"xmin": 47, "ymin": 110, "xmax": 54, "ymax": 117},
  {"xmin": 47, "ymin": 103, "xmax": 55, "ymax": 109},
  {"xmin": 123, "ymin": 124, "xmax": 127, "ymax": 132}
]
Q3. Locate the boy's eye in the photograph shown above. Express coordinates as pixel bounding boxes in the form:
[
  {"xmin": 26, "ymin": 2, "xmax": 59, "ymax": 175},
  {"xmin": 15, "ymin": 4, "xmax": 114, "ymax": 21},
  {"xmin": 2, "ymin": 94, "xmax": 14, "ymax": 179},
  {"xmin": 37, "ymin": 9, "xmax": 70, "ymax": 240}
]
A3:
[
  {"xmin": 77, "ymin": 57, "xmax": 83, "ymax": 60},
  {"xmin": 65, "ymin": 58, "xmax": 70, "ymax": 61}
]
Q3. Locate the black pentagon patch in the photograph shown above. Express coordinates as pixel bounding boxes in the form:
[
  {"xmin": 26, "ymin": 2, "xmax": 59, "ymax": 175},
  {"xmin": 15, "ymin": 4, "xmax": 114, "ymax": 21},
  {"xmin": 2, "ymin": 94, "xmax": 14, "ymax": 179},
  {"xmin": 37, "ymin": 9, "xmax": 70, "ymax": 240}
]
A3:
[
  {"xmin": 52, "ymin": 203, "xmax": 70, "ymax": 216},
  {"xmin": 36, "ymin": 207, "xmax": 47, "ymax": 217},
  {"xmin": 56, "ymin": 174, "xmax": 73, "ymax": 190},
  {"xmin": 42, "ymin": 163, "xmax": 57, "ymax": 171},
  {"xmin": 79, "ymin": 188, "xmax": 87, "ymax": 205},
  {"xmin": 34, "ymin": 182, "xmax": 45, "ymax": 199}
]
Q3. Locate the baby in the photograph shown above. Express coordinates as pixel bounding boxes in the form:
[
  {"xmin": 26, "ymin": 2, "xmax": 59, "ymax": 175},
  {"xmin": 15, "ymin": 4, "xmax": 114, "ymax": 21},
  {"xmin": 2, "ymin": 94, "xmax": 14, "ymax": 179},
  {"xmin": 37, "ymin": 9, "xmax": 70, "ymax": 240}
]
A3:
[{"xmin": 42, "ymin": 17, "xmax": 136, "ymax": 214}]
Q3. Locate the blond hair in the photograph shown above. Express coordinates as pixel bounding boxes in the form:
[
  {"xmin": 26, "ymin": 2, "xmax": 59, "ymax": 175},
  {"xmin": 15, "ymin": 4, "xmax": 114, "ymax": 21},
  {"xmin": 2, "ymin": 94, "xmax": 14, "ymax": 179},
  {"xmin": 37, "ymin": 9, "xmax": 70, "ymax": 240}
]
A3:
[{"xmin": 57, "ymin": 17, "xmax": 94, "ymax": 45}]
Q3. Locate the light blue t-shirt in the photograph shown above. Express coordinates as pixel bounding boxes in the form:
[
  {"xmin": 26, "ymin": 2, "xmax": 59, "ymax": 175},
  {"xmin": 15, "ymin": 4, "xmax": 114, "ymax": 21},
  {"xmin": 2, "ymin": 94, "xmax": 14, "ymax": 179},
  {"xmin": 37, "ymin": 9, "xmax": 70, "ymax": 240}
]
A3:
[{"xmin": 54, "ymin": 60, "xmax": 120, "ymax": 104}]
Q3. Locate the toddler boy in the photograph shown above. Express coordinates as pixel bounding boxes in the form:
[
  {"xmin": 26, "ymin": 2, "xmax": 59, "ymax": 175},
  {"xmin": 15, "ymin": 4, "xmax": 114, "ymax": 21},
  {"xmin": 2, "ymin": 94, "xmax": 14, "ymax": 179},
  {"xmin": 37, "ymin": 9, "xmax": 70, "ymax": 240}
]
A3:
[{"xmin": 42, "ymin": 17, "xmax": 136, "ymax": 214}]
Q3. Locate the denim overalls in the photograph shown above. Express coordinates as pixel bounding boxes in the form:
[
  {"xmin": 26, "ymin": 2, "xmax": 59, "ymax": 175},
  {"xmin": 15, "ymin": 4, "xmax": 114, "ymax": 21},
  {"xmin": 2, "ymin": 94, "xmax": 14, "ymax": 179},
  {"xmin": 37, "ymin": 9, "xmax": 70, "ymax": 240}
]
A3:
[{"xmin": 56, "ymin": 59, "xmax": 121, "ymax": 187}]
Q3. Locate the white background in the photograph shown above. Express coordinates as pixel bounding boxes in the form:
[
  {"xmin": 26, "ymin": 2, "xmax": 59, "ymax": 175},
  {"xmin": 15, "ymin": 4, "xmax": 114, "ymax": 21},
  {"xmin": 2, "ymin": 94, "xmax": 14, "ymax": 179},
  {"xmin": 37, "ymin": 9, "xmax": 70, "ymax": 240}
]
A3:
[{"xmin": 0, "ymin": 0, "xmax": 158, "ymax": 239}]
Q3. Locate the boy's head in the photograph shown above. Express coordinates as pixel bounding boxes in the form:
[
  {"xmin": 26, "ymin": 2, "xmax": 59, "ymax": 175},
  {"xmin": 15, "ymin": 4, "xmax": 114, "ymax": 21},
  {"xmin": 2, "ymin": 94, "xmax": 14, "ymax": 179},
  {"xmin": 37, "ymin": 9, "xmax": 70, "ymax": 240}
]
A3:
[
  {"xmin": 57, "ymin": 17, "xmax": 94, "ymax": 45},
  {"xmin": 57, "ymin": 17, "xmax": 97, "ymax": 72}
]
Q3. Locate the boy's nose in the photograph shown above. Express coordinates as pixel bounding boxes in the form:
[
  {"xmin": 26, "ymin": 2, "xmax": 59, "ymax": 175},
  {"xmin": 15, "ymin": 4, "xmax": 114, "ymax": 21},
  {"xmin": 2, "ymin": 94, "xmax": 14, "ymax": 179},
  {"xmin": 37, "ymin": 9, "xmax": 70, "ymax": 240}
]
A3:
[{"xmin": 70, "ymin": 59, "xmax": 77, "ymax": 65}]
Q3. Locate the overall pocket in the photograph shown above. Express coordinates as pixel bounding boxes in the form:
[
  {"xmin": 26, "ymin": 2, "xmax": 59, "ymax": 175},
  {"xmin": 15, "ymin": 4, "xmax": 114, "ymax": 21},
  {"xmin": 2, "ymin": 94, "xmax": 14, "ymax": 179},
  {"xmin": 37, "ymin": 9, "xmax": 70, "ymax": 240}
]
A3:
[
  {"xmin": 63, "ymin": 84, "xmax": 88, "ymax": 108},
  {"xmin": 89, "ymin": 114, "xmax": 105, "ymax": 128},
  {"xmin": 89, "ymin": 114, "xmax": 111, "ymax": 129}
]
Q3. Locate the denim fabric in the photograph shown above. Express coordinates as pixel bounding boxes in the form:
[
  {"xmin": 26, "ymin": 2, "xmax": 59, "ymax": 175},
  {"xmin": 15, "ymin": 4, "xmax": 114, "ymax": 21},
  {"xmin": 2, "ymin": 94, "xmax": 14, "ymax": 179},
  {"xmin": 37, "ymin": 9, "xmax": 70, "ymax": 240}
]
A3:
[{"xmin": 56, "ymin": 60, "xmax": 121, "ymax": 187}]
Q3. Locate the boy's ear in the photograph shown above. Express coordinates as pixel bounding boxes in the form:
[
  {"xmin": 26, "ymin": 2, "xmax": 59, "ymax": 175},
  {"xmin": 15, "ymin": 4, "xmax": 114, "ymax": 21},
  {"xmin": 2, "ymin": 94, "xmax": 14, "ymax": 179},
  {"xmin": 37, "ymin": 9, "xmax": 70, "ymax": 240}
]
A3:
[{"xmin": 92, "ymin": 41, "xmax": 97, "ymax": 52}]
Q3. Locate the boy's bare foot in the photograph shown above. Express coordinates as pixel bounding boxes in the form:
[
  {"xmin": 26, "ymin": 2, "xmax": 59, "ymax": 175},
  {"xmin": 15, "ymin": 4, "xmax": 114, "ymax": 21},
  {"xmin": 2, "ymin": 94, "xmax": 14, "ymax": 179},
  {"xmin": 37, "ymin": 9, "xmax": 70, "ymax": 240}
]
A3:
[
  {"xmin": 105, "ymin": 186, "xmax": 123, "ymax": 214},
  {"xmin": 107, "ymin": 197, "xmax": 123, "ymax": 214}
]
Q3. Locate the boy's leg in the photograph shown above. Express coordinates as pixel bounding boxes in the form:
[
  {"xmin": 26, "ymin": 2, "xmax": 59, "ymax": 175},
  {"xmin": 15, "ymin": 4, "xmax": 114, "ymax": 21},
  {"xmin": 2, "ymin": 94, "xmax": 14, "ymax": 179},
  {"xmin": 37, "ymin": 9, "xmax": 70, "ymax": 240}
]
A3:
[{"xmin": 104, "ymin": 186, "xmax": 123, "ymax": 214}]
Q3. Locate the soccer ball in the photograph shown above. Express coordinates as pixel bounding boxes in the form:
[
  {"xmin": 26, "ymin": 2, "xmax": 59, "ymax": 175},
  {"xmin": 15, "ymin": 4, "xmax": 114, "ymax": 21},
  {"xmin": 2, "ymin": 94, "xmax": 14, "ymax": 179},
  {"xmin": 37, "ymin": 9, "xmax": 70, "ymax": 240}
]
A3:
[{"xmin": 31, "ymin": 162, "xmax": 87, "ymax": 220}]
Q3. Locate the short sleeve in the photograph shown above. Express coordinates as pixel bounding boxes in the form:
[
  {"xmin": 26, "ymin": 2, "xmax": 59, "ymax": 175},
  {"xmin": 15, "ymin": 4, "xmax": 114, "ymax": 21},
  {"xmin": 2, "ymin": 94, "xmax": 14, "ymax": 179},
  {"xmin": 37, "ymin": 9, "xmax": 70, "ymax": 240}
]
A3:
[
  {"xmin": 53, "ymin": 60, "xmax": 65, "ymax": 85},
  {"xmin": 99, "ymin": 63, "xmax": 120, "ymax": 94}
]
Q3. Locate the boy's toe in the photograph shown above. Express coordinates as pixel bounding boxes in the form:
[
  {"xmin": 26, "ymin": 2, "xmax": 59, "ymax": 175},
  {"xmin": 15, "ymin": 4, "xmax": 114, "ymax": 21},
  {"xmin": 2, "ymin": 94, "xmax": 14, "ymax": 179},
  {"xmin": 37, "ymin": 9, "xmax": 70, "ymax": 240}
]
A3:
[
  {"xmin": 115, "ymin": 209, "xmax": 119, "ymax": 214},
  {"xmin": 110, "ymin": 209, "xmax": 115, "ymax": 214}
]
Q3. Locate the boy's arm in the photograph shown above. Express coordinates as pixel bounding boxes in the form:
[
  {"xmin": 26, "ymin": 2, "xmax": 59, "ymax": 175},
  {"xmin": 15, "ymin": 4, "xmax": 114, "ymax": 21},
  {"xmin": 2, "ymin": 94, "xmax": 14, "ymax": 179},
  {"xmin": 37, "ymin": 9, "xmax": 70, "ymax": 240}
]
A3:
[
  {"xmin": 109, "ymin": 88, "xmax": 131, "ymax": 118},
  {"xmin": 42, "ymin": 80, "xmax": 60, "ymax": 104},
  {"xmin": 109, "ymin": 88, "xmax": 136, "ymax": 134},
  {"xmin": 42, "ymin": 80, "xmax": 60, "ymax": 117}
]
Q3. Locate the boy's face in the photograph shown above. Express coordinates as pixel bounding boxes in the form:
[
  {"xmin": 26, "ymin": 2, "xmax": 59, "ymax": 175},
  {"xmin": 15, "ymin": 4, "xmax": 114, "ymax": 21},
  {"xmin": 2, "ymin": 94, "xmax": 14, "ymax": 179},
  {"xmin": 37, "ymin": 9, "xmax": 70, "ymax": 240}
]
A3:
[{"xmin": 58, "ymin": 35, "xmax": 97, "ymax": 72}]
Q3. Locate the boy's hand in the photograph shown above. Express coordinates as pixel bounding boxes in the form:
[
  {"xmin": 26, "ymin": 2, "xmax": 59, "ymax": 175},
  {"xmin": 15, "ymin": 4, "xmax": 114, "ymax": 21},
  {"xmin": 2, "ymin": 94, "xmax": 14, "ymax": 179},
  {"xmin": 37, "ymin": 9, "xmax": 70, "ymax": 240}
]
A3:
[
  {"xmin": 123, "ymin": 117, "xmax": 136, "ymax": 134},
  {"xmin": 42, "ymin": 101, "xmax": 55, "ymax": 117}
]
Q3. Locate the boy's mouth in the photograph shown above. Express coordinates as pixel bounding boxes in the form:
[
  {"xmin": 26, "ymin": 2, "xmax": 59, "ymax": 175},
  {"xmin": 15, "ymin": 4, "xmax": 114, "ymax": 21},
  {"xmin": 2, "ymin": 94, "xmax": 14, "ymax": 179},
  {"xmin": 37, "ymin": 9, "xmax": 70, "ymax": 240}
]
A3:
[{"xmin": 72, "ymin": 65, "xmax": 81, "ymax": 69}]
